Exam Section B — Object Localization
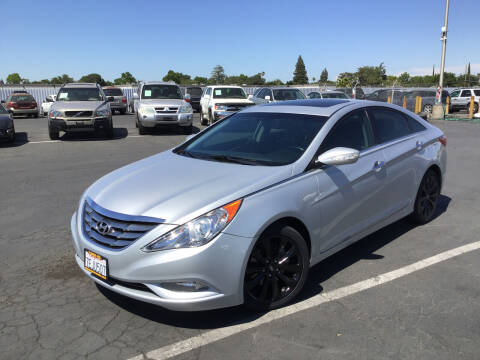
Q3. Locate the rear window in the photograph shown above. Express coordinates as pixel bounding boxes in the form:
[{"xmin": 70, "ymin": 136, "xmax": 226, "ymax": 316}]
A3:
[
  {"xmin": 474, "ymin": 90, "xmax": 480, "ymax": 96},
  {"xmin": 187, "ymin": 87, "xmax": 203, "ymax": 96},
  {"xmin": 368, "ymin": 108, "xmax": 412, "ymax": 144},
  {"xmin": 321, "ymin": 92, "xmax": 348, "ymax": 99},
  {"xmin": 213, "ymin": 87, "xmax": 246, "ymax": 99},
  {"xmin": 103, "ymin": 88, "xmax": 123, "ymax": 96},
  {"xmin": 11, "ymin": 95, "xmax": 34, "ymax": 102},
  {"xmin": 273, "ymin": 89, "xmax": 306, "ymax": 100}
]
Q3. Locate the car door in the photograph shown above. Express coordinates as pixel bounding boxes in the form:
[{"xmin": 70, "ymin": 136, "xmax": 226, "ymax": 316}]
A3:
[
  {"xmin": 253, "ymin": 89, "xmax": 265, "ymax": 104},
  {"xmin": 367, "ymin": 107, "xmax": 424, "ymax": 217},
  {"xmin": 200, "ymin": 87, "xmax": 211, "ymax": 115},
  {"xmin": 264, "ymin": 88, "xmax": 273, "ymax": 103},
  {"xmin": 459, "ymin": 89, "xmax": 472, "ymax": 108},
  {"xmin": 314, "ymin": 108, "xmax": 387, "ymax": 253},
  {"xmin": 449, "ymin": 90, "xmax": 460, "ymax": 108}
]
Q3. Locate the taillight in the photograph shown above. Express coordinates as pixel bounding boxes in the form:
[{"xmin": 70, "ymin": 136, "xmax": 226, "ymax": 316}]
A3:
[
  {"xmin": 439, "ymin": 136, "xmax": 447, "ymax": 146},
  {"xmin": 185, "ymin": 98, "xmax": 191, "ymax": 103},
  {"xmin": 8, "ymin": 101, "xmax": 16, "ymax": 108},
  {"xmin": 33, "ymin": 102, "xmax": 37, "ymax": 107},
  {"xmin": 122, "ymin": 97, "xmax": 127, "ymax": 104}
]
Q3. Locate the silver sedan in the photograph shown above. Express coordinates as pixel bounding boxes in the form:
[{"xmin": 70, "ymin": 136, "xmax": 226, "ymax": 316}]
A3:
[{"xmin": 71, "ymin": 99, "xmax": 447, "ymax": 311}]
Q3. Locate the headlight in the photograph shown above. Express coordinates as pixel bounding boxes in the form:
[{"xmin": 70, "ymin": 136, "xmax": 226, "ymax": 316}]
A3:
[
  {"xmin": 95, "ymin": 108, "xmax": 111, "ymax": 117},
  {"xmin": 214, "ymin": 104, "xmax": 228, "ymax": 111},
  {"xmin": 179, "ymin": 104, "xmax": 193, "ymax": 113},
  {"xmin": 139, "ymin": 106, "xmax": 155, "ymax": 115},
  {"xmin": 48, "ymin": 110, "xmax": 63, "ymax": 118},
  {"xmin": 143, "ymin": 199, "xmax": 242, "ymax": 252}
]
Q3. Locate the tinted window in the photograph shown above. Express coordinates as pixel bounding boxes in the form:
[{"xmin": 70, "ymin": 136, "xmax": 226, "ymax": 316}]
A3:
[
  {"xmin": 57, "ymin": 88, "xmax": 103, "ymax": 101},
  {"xmin": 264, "ymin": 89, "xmax": 273, "ymax": 99},
  {"xmin": 0, "ymin": 104, "xmax": 7, "ymax": 113},
  {"xmin": 320, "ymin": 109, "xmax": 374, "ymax": 153},
  {"xmin": 321, "ymin": 92, "xmax": 349, "ymax": 99},
  {"xmin": 177, "ymin": 112, "xmax": 328, "ymax": 166},
  {"xmin": 369, "ymin": 108, "xmax": 412, "ymax": 144},
  {"xmin": 213, "ymin": 87, "xmax": 246, "ymax": 99},
  {"xmin": 103, "ymin": 88, "xmax": 123, "ymax": 96},
  {"xmin": 187, "ymin": 87, "xmax": 203, "ymax": 96},
  {"xmin": 308, "ymin": 92, "xmax": 321, "ymax": 99},
  {"xmin": 142, "ymin": 85, "xmax": 182, "ymax": 99},
  {"xmin": 206, "ymin": 88, "xmax": 212, "ymax": 96},
  {"xmin": 11, "ymin": 95, "xmax": 35, "ymax": 102},
  {"xmin": 406, "ymin": 115, "xmax": 426, "ymax": 132},
  {"xmin": 450, "ymin": 90, "xmax": 460, "ymax": 97},
  {"xmin": 461, "ymin": 90, "xmax": 472, "ymax": 97},
  {"xmin": 272, "ymin": 89, "xmax": 306, "ymax": 100},
  {"xmin": 474, "ymin": 90, "xmax": 480, "ymax": 96}
]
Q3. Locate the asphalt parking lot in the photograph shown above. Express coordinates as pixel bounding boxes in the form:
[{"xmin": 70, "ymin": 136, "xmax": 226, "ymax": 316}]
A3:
[{"xmin": 1, "ymin": 114, "xmax": 479, "ymax": 360}]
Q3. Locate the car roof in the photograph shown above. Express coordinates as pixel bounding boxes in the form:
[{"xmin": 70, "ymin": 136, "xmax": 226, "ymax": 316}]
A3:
[
  {"xmin": 103, "ymin": 86, "xmax": 121, "ymax": 89},
  {"xmin": 208, "ymin": 85, "xmax": 243, "ymax": 88},
  {"xmin": 143, "ymin": 81, "xmax": 178, "ymax": 86},
  {"xmin": 242, "ymin": 99, "xmax": 354, "ymax": 116},
  {"xmin": 63, "ymin": 83, "xmax": 98, "ymax": 88}
]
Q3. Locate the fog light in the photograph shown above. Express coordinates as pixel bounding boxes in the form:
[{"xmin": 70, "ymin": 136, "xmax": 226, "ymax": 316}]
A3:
[{"xmin": 161, "ymin": 281, "xmax": 209, "ymax": 292}]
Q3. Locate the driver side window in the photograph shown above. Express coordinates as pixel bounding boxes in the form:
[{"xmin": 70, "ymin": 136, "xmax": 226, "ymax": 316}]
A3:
[{"xmin": 320, "ymin": 109, "xmax": 374, "ymax": 153}]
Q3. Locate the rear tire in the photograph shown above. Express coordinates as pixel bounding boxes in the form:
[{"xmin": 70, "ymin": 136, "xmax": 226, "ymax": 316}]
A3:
[
  {"xmin": 200, "ymin": 108, "xmax": 207, "ymax": 125},
  {"xmin": 208, "ymin": 110, "xmax": 214, "ymax": 125},
  {"xmin": 474, "ymin": 103, "xmax": 479, "ymax": 114},
  {"xmin": 244, "ymin": 224, "xmax": 309, "ymax": 311},
  {"xmin": 410, "ymin": 169, "xmax": 441, "ymax": 225},
  {"xmin": 48, "ymin": 126, "xmax": 59, "ymax": 140},
  {"xmin": 138, "ymin": 121, "xmax": 147, "ymax": 135}
]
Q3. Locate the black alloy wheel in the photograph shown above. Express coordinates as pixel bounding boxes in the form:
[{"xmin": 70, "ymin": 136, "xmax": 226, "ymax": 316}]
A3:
[
  {"xmin": 244, "ymin": 225, "xmax": 309, "ymax": 311},
  {"xmin": 411, "ymin": 169, "xmax": 440, "ymax": 224}
]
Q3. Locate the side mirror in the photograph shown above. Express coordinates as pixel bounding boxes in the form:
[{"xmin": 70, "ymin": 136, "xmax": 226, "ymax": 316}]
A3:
[
  {"xmin": 265, "ymin": 95, "xmax": 271, "ymax": 101},
  {"xmin": 247, "ymin": 94, "xmax": 253, "ymax": 100},
  {"xmin": 184, "ymin": 93, "xmax": 191, "ymax": 102},
  {"xmin": 107, "ymin": 96, "xmax": 114, "ymax": 102},
  {"xmin": 132, "ymin": 93, "xmax": 139, "ymax": 100},
  {"xmin": 316, "ymin": 147, "xmax": 360, "ymax": 166}
]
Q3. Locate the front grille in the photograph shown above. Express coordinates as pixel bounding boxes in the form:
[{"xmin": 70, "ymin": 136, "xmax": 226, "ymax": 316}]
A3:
[
  {"xmin": 83, "ymin": 200, "xmax": 161, "ymax": 250},
  {"xmin": 65, "ymin": 111, "xmax": 93, "ymax": 117},
  {"xmin": 154, "ymin": 107, "xmax": 178, "ymax": 114},
  {"xmin": 109, "ymin": 277, "xmax": 155, "ymax": 294}
]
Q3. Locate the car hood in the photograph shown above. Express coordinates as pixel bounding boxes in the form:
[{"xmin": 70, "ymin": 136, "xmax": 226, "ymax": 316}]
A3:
[
  {"xmin": 139, "ymin": 99, "xmax": 186, "ymax": 107},
  {"xmin": 51, "ymin": 101, "xmax": 106, "ymax": 111},
  {"xmin": 0, "ymin": 115, "xmax": 13, "ymax": 128},
  {"xmin": 211, "ymin": 98, "xmax": 254, "ymax": 105},
  {"xmin": 85, "ymin": 151, "xmax": 292, "ymax": 224}
]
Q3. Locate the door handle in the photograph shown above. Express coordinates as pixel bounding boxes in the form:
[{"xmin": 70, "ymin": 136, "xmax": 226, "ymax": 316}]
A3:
[
  {"xmin": 416, "ymin": 141, "xmax": 424, "ymax": 150},
  {"xmin": 373, "ymin": 160, "xmax": 385, "ymax": 171}
]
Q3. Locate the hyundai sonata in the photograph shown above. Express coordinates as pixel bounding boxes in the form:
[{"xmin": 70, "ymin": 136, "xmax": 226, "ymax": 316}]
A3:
[{"xmin": 71, "ymin": 99, "xmax": 446, "ymax": 311}]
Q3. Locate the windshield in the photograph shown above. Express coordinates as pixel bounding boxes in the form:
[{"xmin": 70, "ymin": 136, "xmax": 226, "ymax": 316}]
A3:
[
  {"xmin": 213, "ymin": 87, "xmax": 246, "ymax": 99},
  {"xmin": 175, "ymin": 112, "xmax": 327, "ymax": 166},
  {"xmin": 57, "ymin": 88, "xmax": 104, "ymax": 101},
  {"xmin": 321, "ymin": 92, "xmax": 349, "ymax": 99},
  {"xmin": 273, "ymin": 89, "xmax": 306, "ymax": 101},
  {"xmin": 187, "ymin": 87, "xmax": 203, "ymax": 96},
  {"xmin": 142, "ymin": 85, "xmax": 182, "ymax": 99},
  {"xmin": 11, "ymin": 95, "xmax": 35, "ymax": 102},
  {"xmin": 103, "ymin": 88, "xmax": 123, "ymax": 96}
]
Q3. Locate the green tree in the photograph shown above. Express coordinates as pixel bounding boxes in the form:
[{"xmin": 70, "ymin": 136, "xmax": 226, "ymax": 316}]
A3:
[
  {"xmin": 356, "ymin": 63, "xmax": 386, "ymax": 85},
  {"xmin": 78, "ymin": 73, "xmax": 106, "ymax": 86},
  {"xmin": 50, "ymin": 74, "xmax": 74, "ymax": 84},
  {"xmin": 293, "ymin": 55, "xmax": 308, "ymax": 84},
  {"xmin": 162, "ymin": 70, "xmax": 191, "ymax": 85},
  {"xmin": 265, "ymin": 79, "xmax": 284, "ymax": 86},
  {"xmin": 210, "ymin": 65, "xmax": 226, "ymax": 84},
  {"xmin": 336, "ymin": 72, "xmax": 355, "ymax": 88},
  {"xmin": 398, "ymin": 72, "xmax": 410, "ymax": 85},
  {"xmin": 114, "ymin": 71, "xmax": 136, "ymax": 85},
  {"xmin": 193, "ymin": 76, "xmax": 208, "ymax": 84},
  {"xmin": 467, "ymin": 62, "xmax": 471, "ymax": 86},
  {"xmin": 320, "ymin": 68, "xmax": 328, "ymax": 83},
  {"xmin": 6, "ymin": 73, "xmax": 22, "ymax": 84}
]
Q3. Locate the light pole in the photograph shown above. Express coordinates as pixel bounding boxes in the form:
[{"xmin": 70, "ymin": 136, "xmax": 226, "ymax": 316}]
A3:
[{"xmin": 432, "ymin": 0, "xmax": 450, "ymax": 118}]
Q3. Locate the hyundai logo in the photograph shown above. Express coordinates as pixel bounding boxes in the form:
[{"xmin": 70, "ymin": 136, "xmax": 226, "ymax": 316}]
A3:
[{"xmin": 96, "ymin": 221, "xmax": 111, "ymax": 235}]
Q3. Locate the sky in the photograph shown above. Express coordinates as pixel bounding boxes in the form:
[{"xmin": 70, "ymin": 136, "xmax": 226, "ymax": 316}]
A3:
[{"xmin": 0, "ymin": 0, "xmax": 479, "ymax": 83}]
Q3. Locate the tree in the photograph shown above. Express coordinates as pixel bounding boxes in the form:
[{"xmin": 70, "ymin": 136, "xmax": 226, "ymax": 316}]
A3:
[
  {"xmin": 293, "ymin": 56, "xmax": 308, "ymax": 84},
  {"xmin": 356, "ymin": 63, "xmax": 386, "ymax": 85},
  {"xmin": 6, "ymin": 73, "xmax": 22, "ymax": 84},
  {"xmin": 398, "ymin": 72, "xmax": 410, "ymax": 85},
  {"xmin": 265, "ymin": 79, "xmax": 284, "ymax": 86},
  {"xmin": 320, "ymin": 68, "xmax": 328, "ymax": 83},
  {"xmin": 114, "ymin": 71, "xmax": 136, "ymax": 85},
  {"xmin": 336, "ymin": 72, "xmax": 355, "ymax": 88},
  {"xmin": 467, "ymin": 62, "xmax": 471, "ymax": 86},
  {"xmin": 193, "ymin": 76, "xmax": 208, "ymax": 84},
  {"xmin": 162, "ymin": 70, "xmax": 191, "ymax": 85},
  {"xmin": 50, "ymin": 74, "xmax": 73, "ymax": 84},
  {"xmin": 78, "ymin": 73, "xmax": 106, "ymax": 86},
  {"xmin": 210, "ymin": 65, "xmax": 226, "ymax": 84}
]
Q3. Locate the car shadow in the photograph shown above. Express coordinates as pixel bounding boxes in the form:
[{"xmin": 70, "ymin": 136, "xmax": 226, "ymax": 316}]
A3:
[
  {"xmin": 139, "ymin": 125, "xmax": 202, "ymax": 136},
  {"xmin": 98, "ymin": 195, "xmax": 451, "ymax": 330},
  {"xmin": 59, "ymin": 128, "xmax": 128, "ymax": 141},
  {"xmin": 0, "ymin": 132, "xmax": 29, "ymax": 147}
]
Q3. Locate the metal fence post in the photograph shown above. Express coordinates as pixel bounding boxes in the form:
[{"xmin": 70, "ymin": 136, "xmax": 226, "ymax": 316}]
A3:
[
  {"xmin": 403, "ymin": 96, "xmax": 407, "ymax": 109},
  {"xmin": 469, "ymin": 96, "xmax": 474, "ymax": 119},
  {"xmin": 445, "ymin": 96, "xmax": 450, "ymax": 115}
]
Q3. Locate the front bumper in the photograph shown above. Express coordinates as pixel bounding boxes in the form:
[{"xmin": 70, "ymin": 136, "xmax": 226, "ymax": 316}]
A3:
[
  {"xmin": 138, "ymin": 113, "xmax": 193, "ymax": 128},
  {"xmin": 0, "ymin": 128, "xmax": 14, "ymax": 140},
  {"xmin": 110, "ymin": 103, "xmax": 127, "ymax": 110},
  {"xmin": 49, "ymin": 117, "xmax": 110, "ymax": 132},
  {"xmin": 71, "ymin": 212, "xmax": 254, "ymax": 311}
]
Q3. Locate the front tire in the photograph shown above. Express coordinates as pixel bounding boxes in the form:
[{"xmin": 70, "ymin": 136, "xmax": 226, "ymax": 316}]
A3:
[
  {"xmin": 244, "ymin": 224, "xmax": 309, "ymax": 311},
  {"xmin": 48, "ymin": 126, "xmax": 59, "ymax": 140},
  {"xmin": 423, "ymin": 104, "xmax": 433, "ymax": 115},
  {"xmin": 410, "ymin": 169, "xmax": 441, "ymax": 224}
]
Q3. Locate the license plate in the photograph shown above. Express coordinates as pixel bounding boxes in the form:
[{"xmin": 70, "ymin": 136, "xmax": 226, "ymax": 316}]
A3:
[
  {"xmin": 84, "ymin": 250, "xmax": 108, "ymax": 280},
  {"xmin": 157, "ymin": 116, "xmax": 174, "ymax": 121}
]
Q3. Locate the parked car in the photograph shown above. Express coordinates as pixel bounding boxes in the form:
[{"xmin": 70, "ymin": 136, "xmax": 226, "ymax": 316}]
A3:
[
  {"xmin": 48, "ymin": 83, "xmax": 114, "ymax": 140},
  {"xmin": 103, "ymin": 87, "xmax": 127, "ymax": 114},
  {"xmin": 1, "ymin": 92, "xmax": 38, "ymax": 117},
  {"xmin": 132, "ymin": 81, "xmax": 193, "ymax": 134},
  {"xmin": 71, "ymin": 99, "xmax": 446, "ymax": 312},
  {"xmin": 403, "ymin": 89, "xmax": 449, "ymax": 114},
  {"xmin": 307, "ymin": 91, "xmax": 349, "ymax": 99},
  {"xmin": 41, "ymin": 95, "xmax": 57, "ymax": 117},
  {"xmin": 448, "ymin": 88, "xmax": 480, "ymax": 113},
  {"xmin": 0, "ymin": 104, "xmax": 15, "ymax": 143},
  {"xmin": 365, "ymin": 89, "xmax": 404, "ymax": 102},
  {"xmin": 250, "ymin": 87, "xmax": 306, "ymax": 105},
  {"xmin": 183, "ymin": 86, "xmax": 203, "ymax": 112},
  {"xmin": 335, "ymin": 87, "xmax": 365, "ymax": 99},
  {"xmin": 200, "ymin": 85, "xmax": 254, "ymax": 125}
]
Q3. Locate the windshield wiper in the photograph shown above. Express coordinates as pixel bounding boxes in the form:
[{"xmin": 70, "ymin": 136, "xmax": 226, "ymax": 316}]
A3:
[
  {"xmin": 175, "ymin": 149, "xmax": 198, "ymax": 159},
  {"xmin": 205, "ymin": 154, "xmax": 263, "ymax": 165}
]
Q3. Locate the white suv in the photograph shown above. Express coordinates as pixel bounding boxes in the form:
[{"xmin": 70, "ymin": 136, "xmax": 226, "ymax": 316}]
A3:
[
  {"xmin": 449, "ymin": 88, "xmax": 480, "ymax": 113},
  {"xmin": 132, "ymin": 82, "xmax": 193, "ymax": 134},
  {"xmin": 200, "ymin": 85, "xmax": 254, "ymax": 125}
]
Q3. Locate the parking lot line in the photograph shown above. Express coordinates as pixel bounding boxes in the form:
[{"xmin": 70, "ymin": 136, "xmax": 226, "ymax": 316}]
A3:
[{"xmin": 128, "ymin": 240, "xmax": 480, "ymax": 360}]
